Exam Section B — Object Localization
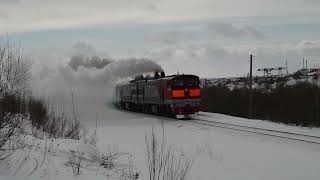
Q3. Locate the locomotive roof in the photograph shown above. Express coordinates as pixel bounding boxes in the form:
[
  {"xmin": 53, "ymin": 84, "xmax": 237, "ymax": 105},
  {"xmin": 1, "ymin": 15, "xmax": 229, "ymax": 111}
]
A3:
[
  {"xmin": 130, "ymin": 74, "xmax": 199, "ymax": 82},
  {"xmin": 116, "ymin": 74, "xmax": 200, "ymax": 87},
  {"xmin": 160, "ymin": 74, "xmax": 199, "ymax": 80}
]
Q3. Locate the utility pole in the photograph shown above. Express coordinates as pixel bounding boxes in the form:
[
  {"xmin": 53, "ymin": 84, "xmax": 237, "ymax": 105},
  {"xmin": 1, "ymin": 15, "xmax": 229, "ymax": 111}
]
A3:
[
  {"xmin": 249, "ymin": 54, "xmax": 253, "ymax": 119},
  {"xmin": 315, "ymin": 88, "xmax": 319, "ymax": 125},
  {"xmin": 313, "ymin": 74, "xmax": 319, "ymax": 125},
  {"xmin": 286, "ymin": 60, "xmax": 289, "ymax": 75}
]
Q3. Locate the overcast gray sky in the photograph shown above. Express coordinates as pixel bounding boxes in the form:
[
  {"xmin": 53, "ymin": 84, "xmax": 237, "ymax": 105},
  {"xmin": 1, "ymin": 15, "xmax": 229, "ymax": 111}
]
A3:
[{"xmin": 2, "ymin": 0, "xmax": 320, "ymax": 77}]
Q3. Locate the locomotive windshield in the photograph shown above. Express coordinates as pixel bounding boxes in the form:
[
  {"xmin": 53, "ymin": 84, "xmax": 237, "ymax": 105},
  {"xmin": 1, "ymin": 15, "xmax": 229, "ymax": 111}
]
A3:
[
  {"xmin": 173, "ymin": 79, "xmax": 198, "ymax": 87},
  {"xmin": 173, "ymin": 80, "xmax": 184, "ymax": 87},
  {"xmin": 186, "ymin": 80, "xmax": 198, "ymax": 87}
]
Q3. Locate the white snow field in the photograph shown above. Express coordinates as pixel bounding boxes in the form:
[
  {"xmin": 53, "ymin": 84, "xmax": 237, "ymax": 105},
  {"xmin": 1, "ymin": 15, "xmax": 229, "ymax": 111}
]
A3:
[{"xmin": 1, "ymin": 107, "xmax": 320, "ymax": 180}]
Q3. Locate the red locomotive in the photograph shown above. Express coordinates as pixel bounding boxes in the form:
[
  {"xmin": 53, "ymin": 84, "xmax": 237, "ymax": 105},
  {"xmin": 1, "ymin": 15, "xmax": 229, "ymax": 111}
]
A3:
[{"xmin": 115, "ymin": 72, "xmax": 201, "ymax": 119}]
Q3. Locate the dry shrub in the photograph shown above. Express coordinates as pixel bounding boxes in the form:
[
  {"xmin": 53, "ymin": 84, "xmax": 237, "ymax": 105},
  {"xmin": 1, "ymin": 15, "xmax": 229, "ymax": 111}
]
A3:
[
  {"xmin": 0, "ymin": 113, "xmax": 28, "ymax": 160},
  {"xmin": 0, "ymin": 94, "xmax": 80, "ymax": 140},
  {"xmin": 67, "ymin": 150, "xmax": 84, "ymax": 175},
  {"xmin": 0, "ymin": 39, "xmax": 31, "ymax": 97},
  {"xmin": 145, "ymin": 129, "xmax": 192, "ymax": 180},
  {"xmin": 40, "ymin": 109, "xmax": 80, "ymax": 140},
  {"xmin": 28, "ymin": 97, "xmax": 48, "ymax": 129}
]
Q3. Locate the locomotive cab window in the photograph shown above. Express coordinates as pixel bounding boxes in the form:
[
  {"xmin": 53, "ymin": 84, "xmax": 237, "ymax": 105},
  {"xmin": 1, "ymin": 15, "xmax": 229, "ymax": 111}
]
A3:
[
  {"xmin": 186, "ymin": 80, "xmax": 198, "ymax": 87},
  {"xmin": 173, "ymin": 81, "xmax": 184, "ymax": 87}
]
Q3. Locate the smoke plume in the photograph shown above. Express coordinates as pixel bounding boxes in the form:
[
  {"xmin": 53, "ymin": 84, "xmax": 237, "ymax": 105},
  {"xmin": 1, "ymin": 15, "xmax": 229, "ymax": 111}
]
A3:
[
  {"xmin": 31, "ymin": 53, "xmax": 163, "ymax": 122},
  {"xmin": 68, "ymin": 55, "xmax": 113, "ymax": 71}
]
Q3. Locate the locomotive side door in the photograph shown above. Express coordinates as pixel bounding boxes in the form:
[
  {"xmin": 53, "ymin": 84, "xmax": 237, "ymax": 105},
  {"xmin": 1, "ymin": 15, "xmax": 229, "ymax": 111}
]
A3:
[{"xmin": 159, "ymin": 80, "xmax": 165, "ymax": 105}]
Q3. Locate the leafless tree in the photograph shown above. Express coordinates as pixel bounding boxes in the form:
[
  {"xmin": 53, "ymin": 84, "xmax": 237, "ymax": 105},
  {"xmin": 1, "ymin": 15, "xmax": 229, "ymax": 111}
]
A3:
[
  {"xmin": 0, "ymin": 39, "xmax": 31, "ymax": 161},
  {"xmin": 0, "ymin": 39, "xmax": 31, "ymax": 97}
]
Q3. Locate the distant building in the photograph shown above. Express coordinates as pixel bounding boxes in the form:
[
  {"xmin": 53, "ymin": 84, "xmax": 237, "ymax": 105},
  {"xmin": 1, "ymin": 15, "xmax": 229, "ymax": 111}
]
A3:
[{"xmin": 295, "ymin": 68, "xmax": 320, "ymax": 77}]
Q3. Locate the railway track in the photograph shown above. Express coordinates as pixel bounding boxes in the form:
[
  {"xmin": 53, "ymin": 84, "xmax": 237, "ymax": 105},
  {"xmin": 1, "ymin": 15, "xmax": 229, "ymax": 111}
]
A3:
[
  {"xmin": 185, "ymin": 118, "xmax": 320, "ymax": 145},
  {"xmin": 114, "ymin": 106, "xmax": 320, "ymax": 144}
]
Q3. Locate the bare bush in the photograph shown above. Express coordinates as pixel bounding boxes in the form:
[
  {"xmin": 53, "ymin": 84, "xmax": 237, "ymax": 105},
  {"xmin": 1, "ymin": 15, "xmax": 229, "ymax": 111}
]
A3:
[
  {"xmin": 67, "ymin": 150, "xmax": 84, "ymax": 175},
  {"xmin": 0, "ymin": 113, "xmax": 28, "ymax": 160},
  {"xmin": 39, "ymin": 109, "xmax": 80, "ymax": 140},
  {"xmin": 28, "ymin": 97, "xmax": 48, "ymax": 129},
  {"xmin": 0, "ymin": 95, "xmax": 28, "ymax": 116},
  {"xmin": 0, "ymin": 40, "xmax": 32, "ymax": 160},
  {"xmin": 80, "ymin": 118, "xmax": 98, "ymax": 146},
  {"xmin": 0, "ymin": 94, "xmax": 80, "ymax": 140},
  {"xmin": 100, "ymin": 146, "xmax": 122, "ymax": 170},
  {"xmin": 145, "ymin": 129, "xmax": 192, "ymax": 180},
  {"xmin": 99, "ymin": 146, "xmax": 139, "ymax": 179},
  {"xmin": 80, "ymin": 127, "xmax": 97, "ymax": 146},
  {"xmin": 118, "ymin": 156, "xmax": 140, "ymax": 180},
  {"xmin": 28, "ymin": 91, "xmax": 81, "ymax": 140},
  {"xmin": 0, "ymin": 40, "xmax": 31, "ymax": 97}
]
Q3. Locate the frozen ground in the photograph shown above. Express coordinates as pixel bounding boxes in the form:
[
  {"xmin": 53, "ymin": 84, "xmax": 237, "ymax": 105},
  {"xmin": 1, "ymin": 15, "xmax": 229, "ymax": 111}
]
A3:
[{"xmin": 1, "ymin": 107, "xmax": 320, "ymax": 180}]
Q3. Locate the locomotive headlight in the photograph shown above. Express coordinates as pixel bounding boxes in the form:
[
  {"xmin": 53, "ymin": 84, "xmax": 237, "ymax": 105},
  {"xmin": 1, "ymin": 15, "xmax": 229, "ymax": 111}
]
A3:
[
  {"xmin": 172, "ymin": 90, "xmax": 185, "ymax": 97},
  {"xmin": 189, "ymin": 89, "xmax": 200, "ymax": 97}
]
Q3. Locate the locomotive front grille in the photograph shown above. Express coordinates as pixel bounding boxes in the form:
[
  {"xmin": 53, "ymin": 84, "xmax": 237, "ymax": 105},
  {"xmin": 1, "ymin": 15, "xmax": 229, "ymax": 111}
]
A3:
[{"xmin": 184, "ymin": 104, "xmax": 193, "ymax": 114}]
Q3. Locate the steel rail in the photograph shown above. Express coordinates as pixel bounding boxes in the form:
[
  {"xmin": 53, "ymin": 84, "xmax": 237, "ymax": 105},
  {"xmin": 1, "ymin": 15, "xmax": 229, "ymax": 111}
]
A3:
[
  {"xmin": 193, "ymin": 118, "xmax": 320, "ymax": 139},
  {"xmin": 185, "ymin": 119, "xmax": 320, "ymax": 145}
]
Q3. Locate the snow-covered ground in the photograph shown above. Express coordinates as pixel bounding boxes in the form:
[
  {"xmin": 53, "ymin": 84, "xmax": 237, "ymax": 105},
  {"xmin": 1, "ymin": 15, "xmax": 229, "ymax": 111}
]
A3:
[
  {"xmin": 1, "ymin": 107, "xmax": 320, "ymax": 180},
  {"xmin": 92, "ymin": 109, "xmax": 320, "ymax": 180}
]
